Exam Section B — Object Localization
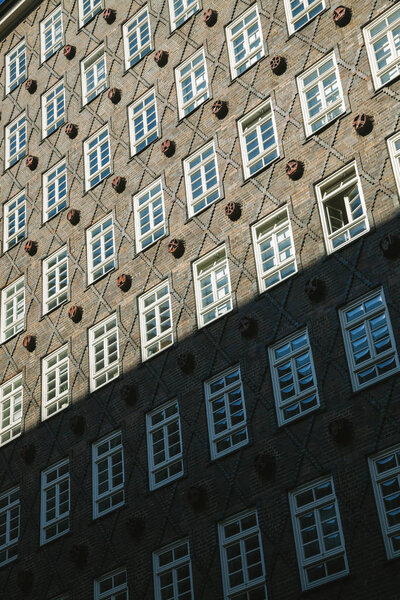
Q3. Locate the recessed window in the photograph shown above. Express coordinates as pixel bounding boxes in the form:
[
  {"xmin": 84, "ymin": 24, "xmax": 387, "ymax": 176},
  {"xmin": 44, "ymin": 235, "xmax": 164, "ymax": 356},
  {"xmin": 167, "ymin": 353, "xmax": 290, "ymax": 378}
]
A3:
[
  {"xmin": 5, "ymin": 39, "xmax": 26, "ymax": 94},
  {"xmin": 1, "ymin": 277, "xmax": 25, "ymax": 343},
  {"xmin": 128, "ymin": 88, "xmax": 159, "ymax": 155},
  {"xmin": 3, "ymin": 191, "xmax": 26, "ymax": 251},
  {"xmin": 123, "ymin": 6, "xmax": 152, "ymax": 70},
  {"xmin": 315, "ymin": 162, "xmax": 368, "ymax": 253},
  {"xmin": 43, "ymin": 160, "xmax": 67, "ymax": 222},
  {"xmin": 86, "ymin": 214, "xmax": 115, "ymax": 284},
  {"xmin": 298, "ymin": 53, "xmax": 345, "ymax": 136},
  {"xmin": 81, "ymin": 46, "xmax": 107, "ymax": 105},
  {"xmin": 40, "ymin": 6, "xmax": 63, "ymax": 62},
  {"xmin": 153, "ymin": 540, "xmax": 194, "ymax": 600},
  {"xmin": 193, "ymin": 246, "xmax": 232, "ymax": 327},
  {"xmin": 5, "ymin": 113, "xmax": 27, "ymax": 169},
  {"xmin": 388, "ymin": 131, "xmax": 400, "ymax": 195},
  {"xmin": 184, "ymin": 141, "xmax": 220, "ymax": 217},
  {"xmin": 369, "ymin": 444, "xmax": 400, "ymax": 559},
  {"xmin": 205, "ymin": 365, "xmax": 248, "ymax": 460},
  {"xmin": 226, "ymin": 5, "xmax": 265, "ymax": 78},
  {"xmin": 79, "ymin": 0, "xmax": 103, "ymax": 26},
  {"xmin": 43, "ymin": 246, "xmax": 68, "ymax": 314},
  {"xmin": 252, "ymin": 206, "xmax": 297, "ymax": 292},
  {"xmin": 146, "ymin": 399, "xmax": 184, "ymax": 490},
  {"xmin": 94, "ymin": 569, "xmax": 128, "ymax": 600},
  {"xmin": 133, "ymin": 179, "xmax": 166, "ymax": 252},
  {"xmin": 42, "ymin": 345, "xmax": 69, "ymax": 420},
  {"xmin": 42, "ymin": 80, "xmax": 66, "ymax": 138},
  {"xmin": 40, "ymin": 459, "xmax": 70, "ymax": 545},
  {"xmin": 268, "ymin": 329, "xmax": 319, "ymax": 426},
  {"xmin": 0, "ymin": 374, "xmax": 23, "ymax": 447},
  {"xmin": 92, "ymin": 430, "xmax": 124, "ymax": 519},
  {"xmin": 89, "ymin": 314, "xmax": 119, "ymax": 392},
  {"xmin": 289, "ymin": 477, "xmax": 348, "ymax": 590},
  {"xmin": 238, "ymin": 99, "xmax": 279, "ymax": 179},
  {"xmin": 218, "ymin": 510, "xmax": 267, "ymax": 599},
  {"xmin": 363, "ymin": 4, "xmax": 400, "ymax": 90},
  {"xmin": 139, "ymin": 281, "xmax": 173, "ymax": 360},
  {"xmin": 168, "ymin": 0, "xmax": 201, "ymax": 31},
  {"xmin": 0, "ymin": 487, "xmax": 19, "ymax": 567},
  {"xmin": 175, "ymin": 48, "xmax": 209, "ymax": 118},
  {"xmin": 283, "ymin": 0, "xmax": 325, "ymax": 34},
  {"xmin": 339, "ymin": 288, "xmax": 399, "ymax": 391},
  {"xmin": 83, "ymin": 126, "xmax": 111, "ymax": 191}
]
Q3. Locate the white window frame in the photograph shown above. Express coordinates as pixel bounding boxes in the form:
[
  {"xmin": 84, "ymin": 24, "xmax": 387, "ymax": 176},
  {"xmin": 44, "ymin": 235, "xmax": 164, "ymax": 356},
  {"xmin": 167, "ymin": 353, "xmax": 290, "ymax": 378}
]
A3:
[
  {"xmin": 175, "ymin": 48, "xmax": 209, "ymax": 119},
  {"xmin": 168, "ymin": 0, "xmax": 201, "ymax": 31},
  {"xmin": 369, "ymin": 444, "xmax": 400, "ymax": 560},
  {"xmin": 41, "ymin": 80, "xmax": 66, "ymax": 138},
  {"xmin": 193, "ymin": 246, "xmax": 232, "ymax": 328},
  {"xmin": 283, "ymin": 0, "xmax": 326, "ymax": 34},
  {"xmin": 153, "ymin": 539, "xmax": 194, "ymax": 600},
  {"xmin": 86, "ymin": 214, "xmax": 116, "ymax": 284},
  {"xmin": 81, "ymin": 46, "xmax": 107, "ymax": 105},
  {"xmin": 0, "ymin": 487, "xmax": 19, "ymax": 567},
  {"xmin": 297, "ymin": 52, "xmax": 345, "ymax": 137},
  {"xmin": 42, "ymin": 345, "xmax": 69, "ymax": 420},
  {"xmin": 339, "ymin": 288, "xmax": 400, "ymax": 392},
  {"xmin": 289, "ymin": 476, "xmax": 348, "ymax": 591},
  {"xmin": 94, "ymin": 568, "xmax": 128, "ymax": 600},
  {"xmin": 218, "ymin": 510, "xmax": 267, "ymax": 600},
  {"xmin": 40, "ymin": 459, "xmax": 70, "ymax": 545},
  {"xmin": 1, "ymin": 277, "xmax": 25, "ymax": 343},
  {"xmin": 5, "ymin": 112, "xmax": 27, "ymax": 169},
  {"xmin": 92, "ymin": 430, "xmax": 125, "ymax": 519},
  {"xmin": 0, "ymin": 374, "xmax": 23, "ymax": 447},
  {"xmin": 268, "ymin": 329, "xmax": 319, "ymax": 426},
  {"xmin": 205, "ymin": 365, "xmax": 248, "ymax": 460},
  {"xmin": 133, "ymin": 178, "xmax": 166, "ymax": 252},
  {"xmin": 5, "ymin": 39, "xmax": 26, "ymax": 94},
  {"xmin": 238, "ymin": 99, "xmax": 279, "ymax": 179},
  {"xmin": 252, "ymin": 206, "xmax": 297, "ymax": 292},
  {"xmin": 43, "ymin": 246, "xmax": 69, "ymax": 314},
  {"xmin": 89, "ymin": 314, "xmax": 120, "ymax": 392},
  {"xmin": 363, "ymin": 4, "xmax": 400, "ymax": 91},
  {"xmin": 3, "ymin": 191, "xmax": 26, "ymax": 251},
  {"xmin": 79, "ymin": 0, "xmax": 103, "ymax": 26},
  {"xmin": 226, "ymin": 5, "xmax": 265, "ymax": 79},
  {"xmin": 128, "ymin": 88, "xmax": 159, "ymax": 156},
  {"xmin": 43, "ymin": 159, "xmax": 68, "ymax": 222},
  {"xmin": 139, "ymin": 281, "xmax": 174, "ymax": 361},
  {"xmin": 388, "ymin": 130, "xmax": 400, "ymax": 196},
  {"xmin": 123, "ymin": 6, "xmax": 152, "ymax": 70},
  {"xmin": 84, "ymin": 126, "xmax": 112, "ymax": 191},
  {"xmin": 184, "ymin": 141, "xmax": 221, "ymax": 217},
  {"xmin": 40, "ymin": 5, "xmax": 64, "ymax": 63}
]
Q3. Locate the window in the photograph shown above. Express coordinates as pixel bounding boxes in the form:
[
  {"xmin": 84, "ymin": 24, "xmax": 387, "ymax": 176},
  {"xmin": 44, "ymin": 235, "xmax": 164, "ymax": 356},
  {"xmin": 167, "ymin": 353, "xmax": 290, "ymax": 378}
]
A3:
[
  {"xmin": 168, "ymin": 0, "xmax": 200, "ymax": 31},
  {"xmin": 388, "ymin": 131, "xmax": 400, "ymax": 195},
  {"xmin": 43, "ymin": 160, "xmax": 67, "ymax": 222},
  {"xmin": 139, "ymin": 282, "xmax": 173, "ymax": 360},
  {"xmin": 84, "ymin": 127, "xmax": 111, "ymax": 190},
  {"xmin": 42, "ymin": 345, "xmax": 69, "ymax": 419},
  {"xmin": 94, "ymin": 569, "xmax": 128, "ymax": 600},
  {"xmin": 5, "ymin": 113, "xmax": 27, "ymax": 169},
  {"xmin": 283, "ymin": 0, "xmax": 325, "ymax": 34},
  {"xmin": 5, "ymin": 40, "xmax": 26, "ymax": 94},
  {"xmin": 363, "ymin": 5, "xmax": 400, "ymax": 90},
  {"xmin": 128, "ymin": 89, "xmax": 159, "ymax": 155},
  {"xmin": 184, "ymin": 141, "xmax": 220, "ymax": 216},
  {"xmin": 153, "ymin": 540, "xmax": 194, "ymax": 600},
  {"xmin": 40, "ymin": 6, "xmax": 63, "ymax": 62},
  {"xmin": 193, "ymin": 246, "xmax": 232, "ymax": 327},
  {"xmin": 123, "ymin": 6, "xmax": 152, "ymax": 70},
  {"xmin": 89, "ymin": 314, "xmax": 119, "ymax": 391},
  {"xmin": 289, "ymin": 477, "xmax": 348, "ymax": 590},
  {"xmin": 226, "ymin": 5, "xmax": 264, "ymax": 78},
  {"xmin": 0, "ymin": 487, "xmax": 19, "ymax": 567},
  {"xmin": 218, "ymin": 510, "xmax": 267, "ymax": 599},
  {"xmin": 81, "ymin": 46, "xmax": 107, "ymax": 105},
  {"xmin": 86, "ymin": 215, "xmax": 115, "ymax": 284},
  {"xmin": 79, "ymin": 0, "xmax": 103, "ymax": 26},
  {"xmin": 42, "ymin": 81, "xmax": 65, "ymax": 138},
  {"xmin": 238, "ymin": 100, "xmax": 279, "ymax": 179},
  {"xmin": 3, "ymin": 192, "xmax": 26, "ymax": 251},
  {"xmin": 40, "ymin": 459, "xmax": 70, "ymax": 545},
  {"xmin": 268, "ymin": 329, "xmax": 319, "ymax": 426},
  {"xmin": 205, "ymin": 366, "xmax": 248, "ymax": 460},
  {"xmin": 1, "ymin": 277, "xmax": 25, "ymax": 343},
  {"xmin": 339, "ymin": 288, "xmax": 399, "ymax": 391},
  {"xmin": 298, "ymin": 53, "xmax": 345, "ymax": 136},
  {"xmin": 147, "ymin": 399, "xmax": 183, "ymax": 490},
  {"xmin": 369, "ymin": 444, "xmax": 400, "ymax": 559},
  {"xmin": 43, "ymin": 247, "xmax": 68, "ymax": 313},
  {"xmin": 133, "ymin": 179, "xmax": 166, "ymax": 252},
  {"xmin": 0, "ymin": 374, "xmax": 23, "ymax": 447},
  {"xmin": 252, "ymin": 207, "xmax": 297, "ymax": 292},
  {"xmin": 175, "ymin": 48, "xmax": 209, "ymax": 118},
  {"xmin": 92, "ymin": 431, "xmax": 124, "ymax": 518}
]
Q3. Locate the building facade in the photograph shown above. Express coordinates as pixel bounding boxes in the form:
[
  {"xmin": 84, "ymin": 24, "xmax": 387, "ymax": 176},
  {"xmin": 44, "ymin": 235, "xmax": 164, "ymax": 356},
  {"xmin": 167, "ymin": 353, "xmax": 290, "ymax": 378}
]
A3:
[{"xmin": 0, "ymin": 0, "xmax": 400, "ymax": 598}]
